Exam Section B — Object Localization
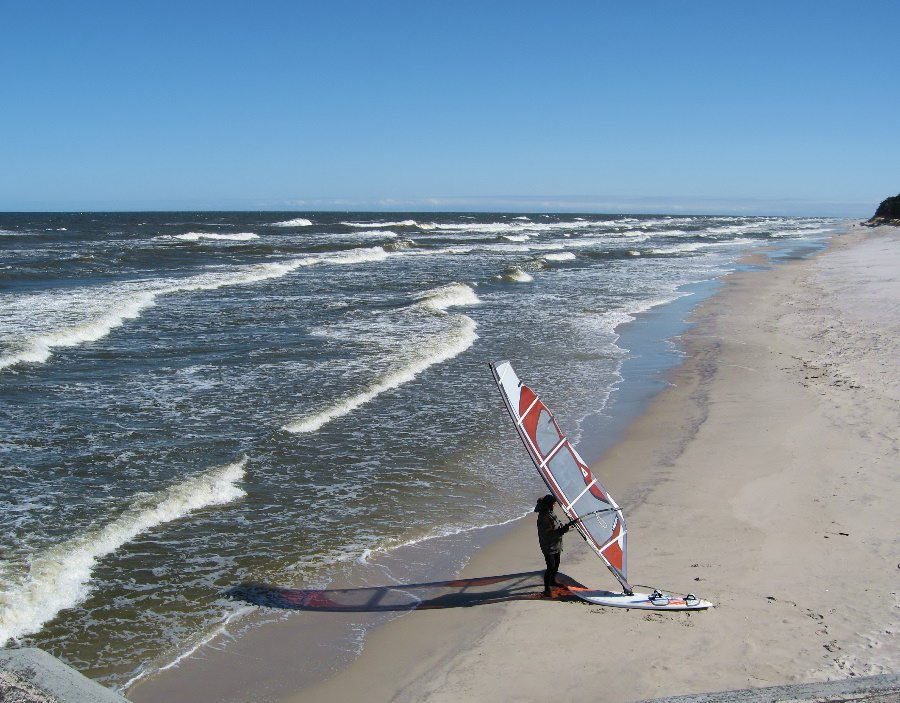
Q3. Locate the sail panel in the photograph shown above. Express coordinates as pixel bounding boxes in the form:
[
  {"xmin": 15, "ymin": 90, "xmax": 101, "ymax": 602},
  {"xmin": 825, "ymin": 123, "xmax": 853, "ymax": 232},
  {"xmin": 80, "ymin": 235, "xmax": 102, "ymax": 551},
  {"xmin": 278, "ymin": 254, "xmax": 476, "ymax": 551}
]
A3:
[{"xmin": 490, "ymin": 361, "xmax": 630, "ymax": 590}]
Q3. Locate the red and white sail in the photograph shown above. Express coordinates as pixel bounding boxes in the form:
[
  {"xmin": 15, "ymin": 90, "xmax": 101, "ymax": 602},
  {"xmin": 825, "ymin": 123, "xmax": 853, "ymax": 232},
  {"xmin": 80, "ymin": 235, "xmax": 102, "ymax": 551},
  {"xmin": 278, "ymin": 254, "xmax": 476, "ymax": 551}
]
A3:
[{"xmin": 490, "ymin": 360, "xmax": 631, "ymax": 593}]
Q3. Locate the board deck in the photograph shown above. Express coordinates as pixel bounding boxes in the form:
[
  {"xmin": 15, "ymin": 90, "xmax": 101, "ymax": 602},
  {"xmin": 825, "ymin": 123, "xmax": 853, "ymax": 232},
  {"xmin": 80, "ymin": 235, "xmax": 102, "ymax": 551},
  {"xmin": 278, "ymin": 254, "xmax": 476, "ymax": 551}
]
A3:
[{"xmin": 568, "ymin": 586, "xmax": 712, "ymax": 610}]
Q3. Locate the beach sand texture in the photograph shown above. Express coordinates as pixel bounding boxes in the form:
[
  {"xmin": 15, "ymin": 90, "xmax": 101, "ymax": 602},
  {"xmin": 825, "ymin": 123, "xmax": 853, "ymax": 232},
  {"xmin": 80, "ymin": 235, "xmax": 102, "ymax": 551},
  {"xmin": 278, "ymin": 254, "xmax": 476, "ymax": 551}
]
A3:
[{"xmin": 130, "ymin": 225, "xmax": 898, "ymax": 703}]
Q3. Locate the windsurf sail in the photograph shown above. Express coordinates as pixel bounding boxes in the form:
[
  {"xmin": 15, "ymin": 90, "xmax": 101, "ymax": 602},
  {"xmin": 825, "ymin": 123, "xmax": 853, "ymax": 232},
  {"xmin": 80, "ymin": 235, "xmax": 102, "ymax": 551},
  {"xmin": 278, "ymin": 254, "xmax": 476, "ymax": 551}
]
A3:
[{"xmin": 490, "ymin": 361, "xmax": 632, "ymax": 594}]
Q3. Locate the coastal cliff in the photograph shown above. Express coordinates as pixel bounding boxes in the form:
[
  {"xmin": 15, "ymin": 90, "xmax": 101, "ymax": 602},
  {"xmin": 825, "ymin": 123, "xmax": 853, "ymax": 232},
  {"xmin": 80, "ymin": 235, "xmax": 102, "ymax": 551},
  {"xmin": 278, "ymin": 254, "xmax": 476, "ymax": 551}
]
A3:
[{"xmin": 866, "ymin": 193, "xmax": 900, "ymax": 225}]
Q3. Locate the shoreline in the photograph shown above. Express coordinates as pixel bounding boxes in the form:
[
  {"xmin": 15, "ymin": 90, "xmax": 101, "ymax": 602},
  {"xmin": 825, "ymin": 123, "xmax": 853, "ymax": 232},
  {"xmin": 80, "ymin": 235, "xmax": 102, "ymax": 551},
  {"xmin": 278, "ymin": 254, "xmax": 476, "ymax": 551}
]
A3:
[
  {"xmin": 284, "ymin": 224, "xmax": 898, "ymax": 702},
  {"xmin": 129, "ymin": 224, "xmax": 898, "ymax": 702},
  {"xmin": 124, "ymin": 249, "xmax": 739, "ymax": 702},
  {"xmin": 122, "ymin": 231, "xmax": 746, "ymax": 700}
]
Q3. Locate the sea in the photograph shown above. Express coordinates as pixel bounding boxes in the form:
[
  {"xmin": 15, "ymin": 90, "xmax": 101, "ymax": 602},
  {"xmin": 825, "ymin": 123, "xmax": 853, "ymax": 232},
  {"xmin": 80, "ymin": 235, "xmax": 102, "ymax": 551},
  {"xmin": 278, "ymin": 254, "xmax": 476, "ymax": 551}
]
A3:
[{"xmin": 0, "ymin": 211, "xmax": 844, "ymax": 691}]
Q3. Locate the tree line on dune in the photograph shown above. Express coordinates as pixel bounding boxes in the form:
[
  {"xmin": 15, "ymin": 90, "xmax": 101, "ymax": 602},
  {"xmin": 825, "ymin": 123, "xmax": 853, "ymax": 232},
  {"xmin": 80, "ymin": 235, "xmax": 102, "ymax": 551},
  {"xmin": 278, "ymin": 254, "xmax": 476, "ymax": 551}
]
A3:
[{"xmin": 866, "ymin": 193, "xmax": 900, "ymax": 225}]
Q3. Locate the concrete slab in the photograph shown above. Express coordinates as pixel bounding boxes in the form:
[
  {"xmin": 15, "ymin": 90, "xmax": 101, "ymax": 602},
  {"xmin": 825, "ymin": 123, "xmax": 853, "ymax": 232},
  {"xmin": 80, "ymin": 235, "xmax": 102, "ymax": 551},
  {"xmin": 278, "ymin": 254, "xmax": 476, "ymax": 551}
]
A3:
[
  {"xmin": 0, "ymin": 648, "xmax": 130, "ymax": 703},
  {"xmin": 634, "ymin": 673, "xmax": 900, "ymax": 703}
]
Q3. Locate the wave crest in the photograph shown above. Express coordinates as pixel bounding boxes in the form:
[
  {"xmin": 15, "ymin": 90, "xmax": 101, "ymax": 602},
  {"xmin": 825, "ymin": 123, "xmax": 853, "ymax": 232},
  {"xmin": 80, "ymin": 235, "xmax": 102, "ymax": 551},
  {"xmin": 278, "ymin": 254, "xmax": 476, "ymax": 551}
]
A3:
[
  {"xmin": 0, "ymin": 246, "xmax": 395, "ymax": 372},
  {"xmin": 414, "ymin": 282, "xmax": 481, "ymax": 313},
  {"xmin": 283, "ymin": 316, "xmax": 478, "ymax": 434},
  {"xmin": 499, "ymin": 266, "xmax": 534, "ymax": 283},
  {"xmin": 0, "ymin": 458, "xmax": 247, "ymax": 644},
  {"xmin": 172, "ymin": 232, "xmax": 259, "ymax": 242},
  {"xmin": 283, "ymin": 283, "xmax": 480, "ymax": 435},
  {"xmin": 270, "ymin": 218, "xmax": 313, "ymax": 227},
  {"xmin": 342, "ymin": 220, "xmax": 418, "ymax": 229}
]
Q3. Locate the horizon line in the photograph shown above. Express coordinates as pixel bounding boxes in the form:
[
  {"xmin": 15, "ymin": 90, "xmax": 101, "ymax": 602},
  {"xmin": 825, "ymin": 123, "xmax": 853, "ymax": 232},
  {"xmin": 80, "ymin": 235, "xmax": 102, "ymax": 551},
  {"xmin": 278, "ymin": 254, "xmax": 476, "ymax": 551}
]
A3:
[{"xmin": 0, "ymin": 194, "xmax": 875, "ymax": 219}]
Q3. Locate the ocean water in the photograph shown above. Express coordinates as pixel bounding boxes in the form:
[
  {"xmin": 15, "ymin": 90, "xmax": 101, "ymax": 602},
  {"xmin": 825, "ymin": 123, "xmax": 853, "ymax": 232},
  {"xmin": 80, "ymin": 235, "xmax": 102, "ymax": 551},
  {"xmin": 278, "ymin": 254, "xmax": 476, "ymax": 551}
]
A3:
[{"xmin": 0, "ymin": 212, "xmax": 841, "ymax": 689}]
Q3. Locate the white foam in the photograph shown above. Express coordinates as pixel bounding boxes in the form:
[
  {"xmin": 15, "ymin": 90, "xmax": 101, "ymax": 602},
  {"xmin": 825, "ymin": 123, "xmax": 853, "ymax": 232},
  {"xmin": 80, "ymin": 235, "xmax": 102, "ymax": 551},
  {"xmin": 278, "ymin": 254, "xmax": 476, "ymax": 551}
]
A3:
[
  {"xmin": 542, "ymin": 252, "xmax": 576, "ymax": 262},
  {"xmin": 0, "ymin": 246, "xmax": 393, "ymax": 372},
  {"xmin": 358, "ymin": 511, "xmax": 529, "ymax": 565},
  {"xmin": 414, "ymin": 282, "xmax": 481, "ymax": 312},
  {"xmin": 0, "ymin": 458, "xmax": 247, "ymax": 645},
  {"xmin": 121, "ymin": 601, "xmax": 256, "ymax": 691},
  {"xmin": 1, "ymin": 258, "xmax": 321, "ymax": 371},
  {"xmin": 0, "ymin": 291, "xmax": 159, "ymax": 370},
  {"xmin": 499, "ymin": 267, "xmax": 534, "ymax": 283},
  {"xmin": 419, "ymin": 220, "xmax": 595, "ymax": 234},
  {"xmin": 283, "ymin": 285, "xmax": 480, "ymax": 434},
  {"xmin": 626, "ymin": 290, "xmax": 690, "ymax": 318},
  {"xmin": 601, "ymin": 309, "xmax": 637, "ymax": 332},
  {"xmin": 703, "ymin": 221, "xmax": 772, "ymax": 235},
  {"xmin": 321, "ymin": 246, "xmax": 390, "ymax": 266},
  {"xmin": 343, "ymin": 230, "xmax": 399, "ymax": 239},
  {"xmin": 649, "ymin": 242, "xmax": 709, "ymax": 255},
  {"xmin": 173, "ymin": 232, "xmax": 259, "ymax": 242},
  {"xmin": 386, "ymin": 239, "xmax": 415, "ymax": 252},
  {"xmin": 421, "ymin": 222, "xmax": 518, "ymax": 233},
  {"xmin": 342, "ymin": 220, "xmax": 418, "ymax": 228},
  {"xmin": 769, "ymin": 226, "xmax": 831, "ymax": 238},
  {"xmin": 490, "ymin": 243, "xmax": 532, "ymax": 253},
  {"xmin": 423, "ymin": 246, "xmax": 474, "ymax": 256},
  {"xmin": 270, "ymin": 218, "xmax": 313, "ymax": 227},
  {"xmin": 283, "ymin": 315, "xmax": 477, "ymax": 434},
  {"xmin": 650, "ymin": 238, "xmax": 757, "ymax": 255}
]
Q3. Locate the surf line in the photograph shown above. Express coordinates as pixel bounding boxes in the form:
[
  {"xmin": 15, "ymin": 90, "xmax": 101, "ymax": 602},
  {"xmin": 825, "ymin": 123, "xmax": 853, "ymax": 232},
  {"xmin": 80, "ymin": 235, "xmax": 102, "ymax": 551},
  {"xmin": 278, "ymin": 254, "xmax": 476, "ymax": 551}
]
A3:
[
  {"xmin": 0, "ymin": 247, "xmax": 392, "ymax": 373},
  {"xmin": 283, "ymin": 316, "xmax": 477, "ymax": 434},
  {"xmin": 283, "ymin": 283, "xmax": 480, "ymax": 434},
  {"xmin": 0, "ymin": 457, "xmax": 247, "ymax": 645}
]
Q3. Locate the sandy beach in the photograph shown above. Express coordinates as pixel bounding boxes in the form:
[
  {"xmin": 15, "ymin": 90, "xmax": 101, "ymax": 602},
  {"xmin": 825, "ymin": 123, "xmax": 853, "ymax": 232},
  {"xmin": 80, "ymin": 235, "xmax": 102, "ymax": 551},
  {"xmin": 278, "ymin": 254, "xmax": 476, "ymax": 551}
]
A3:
[{"xmin": 129, "ymin": 224, "xmax": 898, "ymax": 703}]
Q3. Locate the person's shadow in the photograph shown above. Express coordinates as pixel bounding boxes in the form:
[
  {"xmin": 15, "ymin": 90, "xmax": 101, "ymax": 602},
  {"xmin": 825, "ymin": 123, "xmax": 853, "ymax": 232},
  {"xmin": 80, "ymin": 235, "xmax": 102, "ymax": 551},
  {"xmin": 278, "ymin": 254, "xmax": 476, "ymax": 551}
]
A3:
[{"xmin": 225, "ymin": 571, "xmax": 585, "ymax": 612}]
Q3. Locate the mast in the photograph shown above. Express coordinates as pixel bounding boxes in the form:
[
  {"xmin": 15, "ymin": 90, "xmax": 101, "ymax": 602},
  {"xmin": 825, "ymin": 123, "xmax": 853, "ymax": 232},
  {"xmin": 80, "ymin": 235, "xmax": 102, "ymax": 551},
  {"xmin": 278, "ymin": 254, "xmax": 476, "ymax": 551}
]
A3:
[{"xmin": 490, "ymin": 361, "xmax": 633, "ymax": 594}]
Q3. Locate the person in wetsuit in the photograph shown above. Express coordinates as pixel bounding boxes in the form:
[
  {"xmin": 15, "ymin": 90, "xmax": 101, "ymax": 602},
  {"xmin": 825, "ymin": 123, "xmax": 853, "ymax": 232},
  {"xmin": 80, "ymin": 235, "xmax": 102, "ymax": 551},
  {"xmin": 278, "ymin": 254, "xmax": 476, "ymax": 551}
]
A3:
[{"xmin": 535, "ymin": 494, "xmax": 571, "ymax": 597}]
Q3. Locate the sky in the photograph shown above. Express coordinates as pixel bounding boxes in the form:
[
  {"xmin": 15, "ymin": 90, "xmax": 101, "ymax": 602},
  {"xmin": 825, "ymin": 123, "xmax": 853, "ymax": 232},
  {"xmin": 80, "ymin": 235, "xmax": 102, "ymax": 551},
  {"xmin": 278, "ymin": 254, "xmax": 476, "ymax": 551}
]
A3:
[{"xmin": 2, "ymin": 1, "xmax": 898, "ymax": 216}]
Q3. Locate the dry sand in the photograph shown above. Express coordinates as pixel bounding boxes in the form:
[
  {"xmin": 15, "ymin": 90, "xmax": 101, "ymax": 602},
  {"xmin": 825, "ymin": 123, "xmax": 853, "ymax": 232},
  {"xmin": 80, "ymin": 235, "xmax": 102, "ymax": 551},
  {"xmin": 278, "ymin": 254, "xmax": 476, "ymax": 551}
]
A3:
[{"xmin": 130, "ymin": 224, "xmax": 899, "ymax": 703}]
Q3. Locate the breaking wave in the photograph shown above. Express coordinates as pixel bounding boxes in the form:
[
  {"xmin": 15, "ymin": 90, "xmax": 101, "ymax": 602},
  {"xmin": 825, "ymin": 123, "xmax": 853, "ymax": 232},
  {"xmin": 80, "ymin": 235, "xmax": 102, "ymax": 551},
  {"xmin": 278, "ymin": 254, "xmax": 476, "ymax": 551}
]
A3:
[
  {"xmin": 283, "ymin": 284, "xmax": 480, "ymax": 434},
  {"xmin": 342, "ymin": 220, "xmax": 418, "ymax": 228},
  {"xmin": 0, "ymin": 458, "xmax": 247, "ymax": 645},
  {"xmin": 0, "ymin": 248, "xmax": 391, "ymax": 372},
  {"xmin": 413, "ymin": 282, "xmax": 481, "ymax": 312},
  {"xmin": 321, "ymin": 246, "xmax": 389, "ymax": 265},
  {"xmin": 172, "ymin": 233, "xmax": 259, "ymax": 242},
  {"xmin": 499, "ymin": 266, "xmax": 534, "ymax": 283},
  {"xmin": 282, "ymin": 317, "xmax": 477, "ymax": 434},
  {"xmin": 270, "ymin": 218, "xmax": 313, "ymax": 227},
  {"xmin": 0, "ymin": 291, "xmax": 160, "ymax": 370}
]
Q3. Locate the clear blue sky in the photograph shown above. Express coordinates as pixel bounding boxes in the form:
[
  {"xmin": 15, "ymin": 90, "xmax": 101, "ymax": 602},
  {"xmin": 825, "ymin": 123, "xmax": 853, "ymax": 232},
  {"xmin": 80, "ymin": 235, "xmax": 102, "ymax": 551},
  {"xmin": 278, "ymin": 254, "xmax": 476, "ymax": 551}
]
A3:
[{"xmin": 2, "ymin": 1, "xmax": 897, "ymax": 215}]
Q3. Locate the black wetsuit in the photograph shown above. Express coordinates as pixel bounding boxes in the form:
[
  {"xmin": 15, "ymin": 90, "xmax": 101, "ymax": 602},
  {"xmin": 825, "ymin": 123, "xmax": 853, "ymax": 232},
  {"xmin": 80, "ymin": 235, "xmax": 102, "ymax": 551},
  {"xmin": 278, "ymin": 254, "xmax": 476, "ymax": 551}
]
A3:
[{"xmin": 536, "ymin": 510, "xmax": 567, "ymax": 594}]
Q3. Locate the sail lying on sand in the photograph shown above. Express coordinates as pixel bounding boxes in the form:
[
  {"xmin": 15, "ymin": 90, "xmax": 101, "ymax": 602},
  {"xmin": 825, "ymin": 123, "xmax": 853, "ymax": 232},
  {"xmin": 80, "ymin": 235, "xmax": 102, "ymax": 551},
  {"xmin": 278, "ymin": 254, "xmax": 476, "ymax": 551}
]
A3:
[{"xmin": 490, "ymin": 360, "xmax": 632, "ymax": 594}]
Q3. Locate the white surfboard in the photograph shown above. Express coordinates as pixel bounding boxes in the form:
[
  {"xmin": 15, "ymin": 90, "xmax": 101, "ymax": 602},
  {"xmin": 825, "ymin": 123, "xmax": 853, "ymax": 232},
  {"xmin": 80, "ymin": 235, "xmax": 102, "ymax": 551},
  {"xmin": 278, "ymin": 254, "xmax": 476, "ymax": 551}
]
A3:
[{"xmin": 570, "ymin": 587, "xmax": 712, "ymax": 611}]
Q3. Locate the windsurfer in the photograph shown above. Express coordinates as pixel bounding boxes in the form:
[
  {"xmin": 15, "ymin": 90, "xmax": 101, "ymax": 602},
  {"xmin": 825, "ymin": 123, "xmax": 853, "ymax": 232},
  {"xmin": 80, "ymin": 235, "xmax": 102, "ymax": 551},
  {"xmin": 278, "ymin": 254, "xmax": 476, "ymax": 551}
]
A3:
[{"xmin": 535, "ymin": 494, "xmax": 570, "ymax": 597}]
